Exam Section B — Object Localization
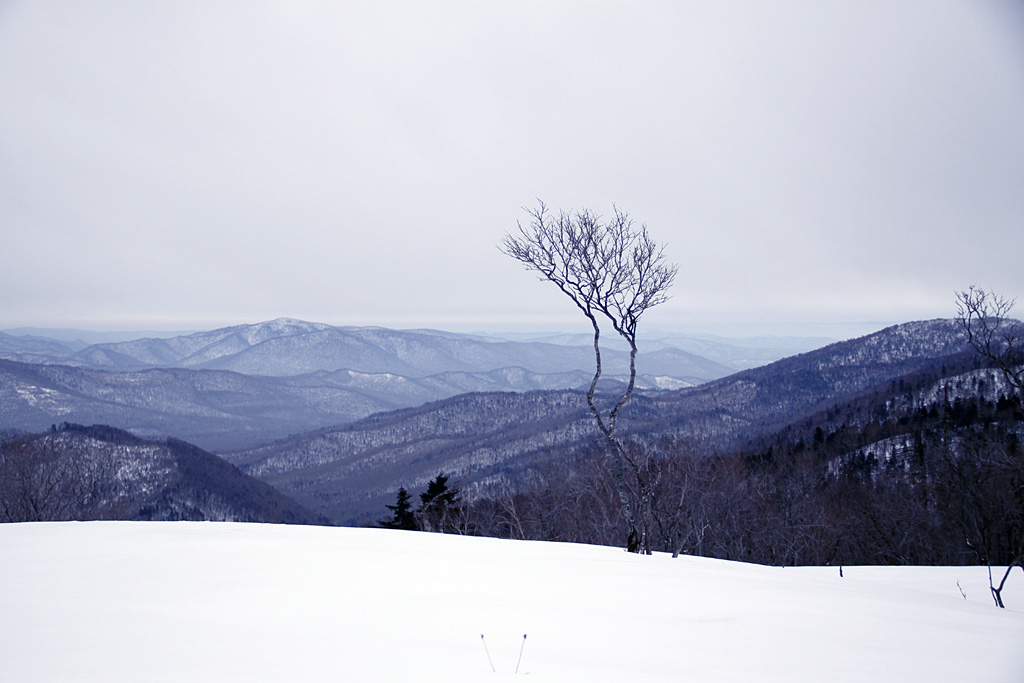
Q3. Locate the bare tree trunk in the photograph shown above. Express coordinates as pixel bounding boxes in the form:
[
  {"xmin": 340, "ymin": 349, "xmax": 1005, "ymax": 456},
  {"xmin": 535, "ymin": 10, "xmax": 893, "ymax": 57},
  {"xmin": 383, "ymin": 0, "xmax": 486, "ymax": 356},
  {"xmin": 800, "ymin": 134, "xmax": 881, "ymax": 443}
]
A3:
[
  {"xmin": 582, "ymin": 312, "xmax": 641, "ymax": 551},
  {"xmin": 989, "ymin": 553, "xmax": 1023, "ymax": 608}
]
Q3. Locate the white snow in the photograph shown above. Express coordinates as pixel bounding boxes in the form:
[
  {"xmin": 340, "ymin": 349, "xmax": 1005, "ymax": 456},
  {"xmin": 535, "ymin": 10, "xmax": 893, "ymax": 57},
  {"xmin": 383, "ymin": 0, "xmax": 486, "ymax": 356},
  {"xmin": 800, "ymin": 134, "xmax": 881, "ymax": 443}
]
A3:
[
  {"xmin": 649, "ymin": 375, "xmax": 694, "ymax": 390},
  {"xmin": 13, "ymin": 382, "xmax": 73, "ymax": 413},
  {"xmin": 1, "ymin": 522, "xmax": 1022, "ymax": 682}
]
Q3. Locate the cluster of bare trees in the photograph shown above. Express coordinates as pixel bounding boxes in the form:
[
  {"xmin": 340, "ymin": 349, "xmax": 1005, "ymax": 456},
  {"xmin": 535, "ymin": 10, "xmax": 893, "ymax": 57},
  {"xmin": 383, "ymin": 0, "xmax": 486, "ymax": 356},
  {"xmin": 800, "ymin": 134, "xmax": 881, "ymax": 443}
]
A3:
[
  {"xmin": 462, "ymin": 399, "xmax": 1021, "ymax": 572},
  {"xmin": 0, "ymin": 433, "xmax": 114, "ymax": 522},
  {"xmin": 464, "ymin": 441, "xmax": 844, "ymax": 565}
]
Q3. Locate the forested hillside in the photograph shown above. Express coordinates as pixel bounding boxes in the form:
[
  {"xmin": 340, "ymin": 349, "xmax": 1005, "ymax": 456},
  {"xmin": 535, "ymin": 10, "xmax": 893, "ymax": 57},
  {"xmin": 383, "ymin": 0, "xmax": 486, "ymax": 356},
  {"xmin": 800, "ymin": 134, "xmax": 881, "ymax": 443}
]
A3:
[{"xmin": 0, "ymin": 424, "xmax": 321, "ymax": 524}]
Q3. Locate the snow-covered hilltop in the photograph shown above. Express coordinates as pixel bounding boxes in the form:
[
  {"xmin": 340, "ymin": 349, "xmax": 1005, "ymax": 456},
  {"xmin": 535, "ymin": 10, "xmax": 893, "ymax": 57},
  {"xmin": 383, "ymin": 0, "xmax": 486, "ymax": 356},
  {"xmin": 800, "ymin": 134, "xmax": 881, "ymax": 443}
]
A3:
[{"xmin": 1, "ymin": 522, "xmax": 1021, "ymax": 682}]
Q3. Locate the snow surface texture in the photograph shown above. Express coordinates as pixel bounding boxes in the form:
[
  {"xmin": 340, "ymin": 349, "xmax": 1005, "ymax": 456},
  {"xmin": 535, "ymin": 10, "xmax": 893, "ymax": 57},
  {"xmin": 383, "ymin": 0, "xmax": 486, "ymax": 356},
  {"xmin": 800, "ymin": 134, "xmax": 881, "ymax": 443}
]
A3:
[{"xmin": 2, "ymin": 522, "xmax": 1022, "ymax": 682}]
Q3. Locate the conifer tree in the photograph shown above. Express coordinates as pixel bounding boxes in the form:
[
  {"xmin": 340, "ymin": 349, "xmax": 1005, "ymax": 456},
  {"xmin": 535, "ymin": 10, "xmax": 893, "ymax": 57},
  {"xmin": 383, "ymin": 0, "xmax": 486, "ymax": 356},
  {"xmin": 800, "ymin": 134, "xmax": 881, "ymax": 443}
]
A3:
[
  {"xmin": 380, "ymin": 487, "xmax": 417, "ymax": 530},
  {"xmin": 416, "ymin": 474, "xmax": 461, "ymax": 533}
]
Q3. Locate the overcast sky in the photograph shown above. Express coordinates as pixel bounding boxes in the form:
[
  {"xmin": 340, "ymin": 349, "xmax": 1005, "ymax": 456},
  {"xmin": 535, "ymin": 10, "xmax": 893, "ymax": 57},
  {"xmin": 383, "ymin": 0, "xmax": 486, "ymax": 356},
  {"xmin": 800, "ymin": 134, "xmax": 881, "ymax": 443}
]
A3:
[{"xmin": 1, "ymin": 1, "xmax": 1022, "ymax": 339}]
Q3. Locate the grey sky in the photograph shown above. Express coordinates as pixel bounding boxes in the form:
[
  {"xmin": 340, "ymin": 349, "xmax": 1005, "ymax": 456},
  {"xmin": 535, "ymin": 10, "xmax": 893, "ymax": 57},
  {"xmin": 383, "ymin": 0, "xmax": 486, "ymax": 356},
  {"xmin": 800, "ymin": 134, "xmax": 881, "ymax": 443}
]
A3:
[{"xmin": 2, "ymin": 1, "xmax": 1022, "ymax": 338}]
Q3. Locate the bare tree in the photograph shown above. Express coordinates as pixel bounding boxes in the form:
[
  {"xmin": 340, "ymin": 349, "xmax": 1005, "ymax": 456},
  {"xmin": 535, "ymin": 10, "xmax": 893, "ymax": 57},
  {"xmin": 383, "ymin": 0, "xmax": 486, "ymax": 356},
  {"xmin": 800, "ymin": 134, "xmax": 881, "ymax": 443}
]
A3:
[
  {"xmin": 954, "ymin": 286, "xmax": 1024, "ymax": 607},
  {"xmin": 501, "ymin": 201, "xmax": 677, "ymax": 552},
  {"xmin": 956, "ymin": 286, "xmax": 1024, "ymax": 398}
]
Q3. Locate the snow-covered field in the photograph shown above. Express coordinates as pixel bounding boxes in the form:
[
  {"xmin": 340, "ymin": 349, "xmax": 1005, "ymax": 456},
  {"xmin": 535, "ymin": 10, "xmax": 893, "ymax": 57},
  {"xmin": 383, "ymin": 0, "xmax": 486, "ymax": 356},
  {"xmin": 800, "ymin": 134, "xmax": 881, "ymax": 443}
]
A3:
[{"xmin": 2, "ymin": 522, "xmax": 1022, "ymax": 682}]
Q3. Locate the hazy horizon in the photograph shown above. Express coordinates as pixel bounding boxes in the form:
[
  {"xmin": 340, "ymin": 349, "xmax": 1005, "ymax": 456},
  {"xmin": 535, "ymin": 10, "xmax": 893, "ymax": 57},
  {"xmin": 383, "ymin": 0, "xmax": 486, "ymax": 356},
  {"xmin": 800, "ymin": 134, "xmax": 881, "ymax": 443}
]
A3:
[{"xmin": 0, "ymin": 315, "xmax": 905, "ymax": 346}]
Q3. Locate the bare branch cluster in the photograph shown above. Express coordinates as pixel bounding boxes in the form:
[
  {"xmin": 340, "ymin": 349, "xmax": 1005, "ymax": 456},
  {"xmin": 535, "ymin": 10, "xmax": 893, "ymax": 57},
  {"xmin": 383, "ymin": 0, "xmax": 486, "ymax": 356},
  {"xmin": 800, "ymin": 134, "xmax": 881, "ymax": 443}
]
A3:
[
  {"xmin": 955, "ymin": 285, "xmax": 1024, "ymax": 398},
  {"xmin": 500, "ymin": 200, "xmax": 677, "ymax": 343}
]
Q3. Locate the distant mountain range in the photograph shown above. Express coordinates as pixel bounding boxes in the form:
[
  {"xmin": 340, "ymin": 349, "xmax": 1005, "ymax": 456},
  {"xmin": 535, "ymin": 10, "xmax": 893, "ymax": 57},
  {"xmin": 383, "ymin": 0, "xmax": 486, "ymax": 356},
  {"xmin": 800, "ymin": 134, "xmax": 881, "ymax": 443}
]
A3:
[
  {"xmin": 0, "ymin": 319, "xmax": 826, "ymax": 449},
  {"xmin": 222, "ymin": 319, "xmax": 977, "ymax": 525},
  {"xmin": 0, "ymin": 318, "xmax": 830, "ymax": 376}
]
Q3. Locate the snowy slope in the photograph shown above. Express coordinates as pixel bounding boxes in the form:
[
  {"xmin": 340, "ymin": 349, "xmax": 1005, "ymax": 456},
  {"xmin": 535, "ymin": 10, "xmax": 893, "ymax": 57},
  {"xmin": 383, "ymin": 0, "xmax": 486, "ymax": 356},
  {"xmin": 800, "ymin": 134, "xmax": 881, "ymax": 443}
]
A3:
[{"xmin": 1, "ymin": 522, "xmax": 1022, "ymax": 682}]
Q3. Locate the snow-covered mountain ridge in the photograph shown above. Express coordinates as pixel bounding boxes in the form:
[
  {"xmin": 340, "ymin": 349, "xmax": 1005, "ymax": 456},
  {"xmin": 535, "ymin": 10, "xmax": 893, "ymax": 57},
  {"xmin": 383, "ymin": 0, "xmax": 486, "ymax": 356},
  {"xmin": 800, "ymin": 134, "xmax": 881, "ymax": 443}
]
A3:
[{"xmin": 0, "ymin": 318, "xmax": 814, "ymax": 376}]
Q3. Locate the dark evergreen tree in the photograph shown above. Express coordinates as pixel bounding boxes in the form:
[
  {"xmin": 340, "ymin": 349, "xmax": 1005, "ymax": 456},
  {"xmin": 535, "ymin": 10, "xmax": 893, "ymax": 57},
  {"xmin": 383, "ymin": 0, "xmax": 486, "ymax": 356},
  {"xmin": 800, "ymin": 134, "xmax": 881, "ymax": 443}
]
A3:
[
  {"xmin": 380, "ymin": 487, "xmax": 417, "ymax": 530},
  {"xmin": 417, "ymin": 474, "xmax": 462, "ymax": 533}
]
